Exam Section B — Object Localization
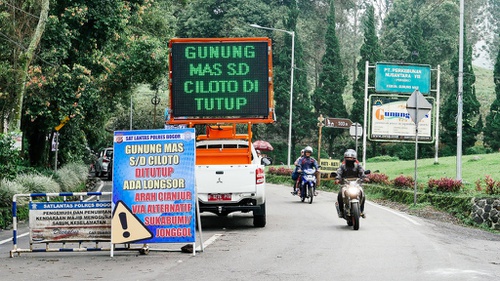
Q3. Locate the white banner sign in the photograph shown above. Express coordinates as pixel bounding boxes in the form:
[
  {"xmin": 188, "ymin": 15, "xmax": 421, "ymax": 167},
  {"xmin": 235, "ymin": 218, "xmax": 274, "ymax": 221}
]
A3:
[
  {"xmin": 29, "ymin": 201, "xmax": 112, "ymax": 243},
  {"xmin": 370, "ymin": 99, "xmax": 432, "ymax": 141}
]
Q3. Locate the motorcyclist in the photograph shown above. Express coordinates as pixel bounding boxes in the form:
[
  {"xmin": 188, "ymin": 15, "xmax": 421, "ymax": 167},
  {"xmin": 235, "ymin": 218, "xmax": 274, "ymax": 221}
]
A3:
[
  {"xmin": 335, "ymin": 149, "xmax": 367, "ymax": 217},
  {"xmin": 291, "ymin": 149, "xmax": 305, "ymax": 195},
  {"xmin": 293, "ymin": 149, "xmax": 305, "ymax": 166},
  {"xmin": 297, "ymin": 146, "xmax": 319, "ymax": 195}
]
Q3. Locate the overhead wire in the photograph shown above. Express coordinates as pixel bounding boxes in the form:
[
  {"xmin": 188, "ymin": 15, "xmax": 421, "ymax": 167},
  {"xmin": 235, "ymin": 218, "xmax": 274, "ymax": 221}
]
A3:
[
  {"xmin": 0, "ymin": 1, "xmax": 56, "ymax": 67},
  {"xmin": 0, "ymin": 0, "xmax": 39, "ymax": 19}
]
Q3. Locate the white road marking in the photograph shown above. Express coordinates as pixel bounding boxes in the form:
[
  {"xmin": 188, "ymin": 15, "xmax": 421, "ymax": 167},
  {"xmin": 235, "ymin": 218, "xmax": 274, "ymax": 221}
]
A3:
[
  {"xmin": 196, "ymin": 233, "xmax": 223, "ymax": 252},
  {"xmin": 367, "ymin": 201, "xmax": 422, "ymax": 225},
  {"xmin": 0, "ymin": 232, "xmax": 28, "ymax": 245}
]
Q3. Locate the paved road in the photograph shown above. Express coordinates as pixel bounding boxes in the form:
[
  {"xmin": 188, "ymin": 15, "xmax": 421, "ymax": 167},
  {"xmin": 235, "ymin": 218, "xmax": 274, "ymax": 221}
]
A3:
[{"xmin": 1, "ymin": 182, "xmax": 498, "ymax": 281}]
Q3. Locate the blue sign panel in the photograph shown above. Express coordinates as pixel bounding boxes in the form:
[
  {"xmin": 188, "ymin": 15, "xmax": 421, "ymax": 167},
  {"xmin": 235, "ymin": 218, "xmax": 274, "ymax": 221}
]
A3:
[
  {"xmin": 375, "ymin": 63, "xmax": 431, "ymax": 94},
  {"xmin": 111, "ymin": 129, "xmax": 196, "ymax": 244}
]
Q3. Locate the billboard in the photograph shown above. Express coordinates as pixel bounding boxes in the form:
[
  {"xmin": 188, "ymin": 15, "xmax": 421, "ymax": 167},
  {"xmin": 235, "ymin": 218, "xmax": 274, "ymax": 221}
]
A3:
[
  {"xmin": 375, "ymin": 63, "xmax": 431, "ymax": 94},
  {"xmin": 369, "ymin": 95, "xmax": 434, "ymax": 143}
]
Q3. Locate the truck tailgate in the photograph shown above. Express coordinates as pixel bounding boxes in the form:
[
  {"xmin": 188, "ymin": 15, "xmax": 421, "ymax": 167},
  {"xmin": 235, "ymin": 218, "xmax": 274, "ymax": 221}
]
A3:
[{"xmin": 196, "ymin": 165, "xmax": 257, "ymax": 194}]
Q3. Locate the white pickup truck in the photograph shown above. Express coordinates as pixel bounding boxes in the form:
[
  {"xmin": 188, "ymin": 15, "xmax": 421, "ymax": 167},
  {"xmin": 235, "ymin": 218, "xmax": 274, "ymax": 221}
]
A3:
[{"xmin": 195, "ymin": 125, "xmax": 267, "ymax": 227}]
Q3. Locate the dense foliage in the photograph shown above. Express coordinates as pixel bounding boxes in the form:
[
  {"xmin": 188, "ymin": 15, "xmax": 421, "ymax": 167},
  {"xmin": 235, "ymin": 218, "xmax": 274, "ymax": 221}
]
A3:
[
  {"xmin": 441, "ymin": 34, "xmax": 481, "ymax": 155},
  {"xmin": 0, "ymin": 0, "xmax": 499, "ymax": 172},
  {"xmin": 0, "ymin": 132, "xmax": 27, "ymax": 180},
  {"xmin": 312, "ymin": 0, "xmax": 348, "ymax": 156},
  {"xmin": 483, "ymin": 38, "xmax": 500, "ymax": 150}
]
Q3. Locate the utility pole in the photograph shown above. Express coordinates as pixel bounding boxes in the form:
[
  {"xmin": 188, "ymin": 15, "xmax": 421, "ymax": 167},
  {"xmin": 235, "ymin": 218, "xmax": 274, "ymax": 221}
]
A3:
[{"xmin": 457, "ymin": 0, "xmax": 464, "ymax": 180}]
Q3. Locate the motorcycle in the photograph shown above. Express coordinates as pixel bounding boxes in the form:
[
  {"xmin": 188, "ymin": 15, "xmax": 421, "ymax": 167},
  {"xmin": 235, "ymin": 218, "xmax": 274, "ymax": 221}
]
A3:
[
  {"xmin": 296, "ymin": 166, "xmax": 317, "ymax": 204},
  {"xmin": 335, "ymin": 171, "xmax": 370, "ymax": 230}
]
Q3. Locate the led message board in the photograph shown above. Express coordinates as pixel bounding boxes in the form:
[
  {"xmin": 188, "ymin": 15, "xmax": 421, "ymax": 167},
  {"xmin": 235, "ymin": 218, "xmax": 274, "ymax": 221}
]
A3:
[{"xmin": 168, "ymin": 38, "xmax": 273, "ymax": 123}]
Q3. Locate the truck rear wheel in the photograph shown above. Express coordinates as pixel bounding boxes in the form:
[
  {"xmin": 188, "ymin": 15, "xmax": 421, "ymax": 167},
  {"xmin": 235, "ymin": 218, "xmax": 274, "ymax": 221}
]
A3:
[{"xmin": 253, "ymin": 203, "xmax": 266, "ymax": 227}]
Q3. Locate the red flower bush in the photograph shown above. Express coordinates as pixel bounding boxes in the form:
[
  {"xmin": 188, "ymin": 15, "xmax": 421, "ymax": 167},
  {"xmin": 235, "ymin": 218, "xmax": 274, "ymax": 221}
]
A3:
[
  {"xmin": 268, "ymin": 166, "xmax": 293, "ymax": 176},
  {"xmin": 483, "ymin": 175, "xmax": 500, "ymax": 195},
  {"xmin": 367, "ymin": 173, "xmax": 390, "ymax": 185},
  {"xmin": 392, "ymin": 175, "xmax": 414, "ymax": 189},
  {"xmin": 427, "ymin": 177, "xmax": 462, "ymax": 193}
]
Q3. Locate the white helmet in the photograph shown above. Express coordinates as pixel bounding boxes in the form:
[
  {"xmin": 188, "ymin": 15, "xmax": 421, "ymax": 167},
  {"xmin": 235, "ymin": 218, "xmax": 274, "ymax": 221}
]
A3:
[
  {"xmin": 304, "ymin": 146, "xmax": 313, "ymax": 153},
  {"xmin": 344, "ymin": 149, "xmax": 357, "ymax": 159}
]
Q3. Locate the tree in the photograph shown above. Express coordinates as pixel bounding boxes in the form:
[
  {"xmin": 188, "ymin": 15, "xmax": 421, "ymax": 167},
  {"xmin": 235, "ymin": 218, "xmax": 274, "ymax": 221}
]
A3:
[
  {"xmin": 20, "ymin": 0, "xmax": 171, "ymax": 166},
  {"xmin": 440, "ymin": 35, "xmax": 481, "ymax": 154},
  {"xmin": 483, "ymin": 40, "xmax": 500, "ymax": 151},
  {"xmin": 312, "ymin": 0, "xmax": 348, "ymax": 156},
  {"xmin": 278, "ymin": 5, "xmax": 315, "ymax": 159},
  {"xmin": 351, "ymin": 5, "xmax": 381, "ymax": 124},
  {"xmin": 175, "ymin": 0, "xmax": 277, "ymax": 38},
  {"xmin": 379, "ymin": 0, "xmax": 458, "ymax": 66},
  {"xmin": 252, "ymin": 5, "xmax": 295, "ymax": 160},
  {"xmin": 350, "ymin": 4, "xmax": 382, "ymax": 158},
  {"xmin": 0, "ymin": 0, "xmax": 49, "ymax": 133}
]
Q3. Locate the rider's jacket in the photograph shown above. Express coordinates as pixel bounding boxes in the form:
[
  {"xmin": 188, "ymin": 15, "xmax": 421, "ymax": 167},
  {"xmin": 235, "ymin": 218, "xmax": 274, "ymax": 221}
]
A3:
[
  {"xmin": 336, "ymin": 160, "xmax": 365, "ymax": 180},
  {"xmin": 299, "ymin": 156, "xmax": 319, "ymax": 171}
]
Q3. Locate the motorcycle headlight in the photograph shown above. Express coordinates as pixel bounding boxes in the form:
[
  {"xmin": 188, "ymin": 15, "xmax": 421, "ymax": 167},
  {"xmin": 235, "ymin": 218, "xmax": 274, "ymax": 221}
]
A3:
[
  {"xmin": 305, "ymin": 175, "xmax": 315, "ymax": 181},
  {"xmin": 346, "ymin": 186, "xmax": 361, "ymax": 198}
]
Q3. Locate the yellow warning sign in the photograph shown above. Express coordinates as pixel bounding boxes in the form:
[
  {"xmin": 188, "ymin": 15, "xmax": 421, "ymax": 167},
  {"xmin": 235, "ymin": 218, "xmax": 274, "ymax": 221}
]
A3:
[
  {"xmin": 54, "ymin": 116, "xmax": 70, "ymax": 131},
  {"xmin": 319, "ymin": 159, "xmax": 340, "ymax": 173},
  {"xmin": 111, "ymin": 201, "xmax": 153, "ymax": 244}
]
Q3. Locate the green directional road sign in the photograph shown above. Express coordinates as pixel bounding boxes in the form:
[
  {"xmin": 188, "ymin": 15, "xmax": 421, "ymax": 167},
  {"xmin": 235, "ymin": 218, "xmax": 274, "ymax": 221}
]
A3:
[{"xmin": 375, "ymin": 63, "xmax": 431, "ymax": 94}]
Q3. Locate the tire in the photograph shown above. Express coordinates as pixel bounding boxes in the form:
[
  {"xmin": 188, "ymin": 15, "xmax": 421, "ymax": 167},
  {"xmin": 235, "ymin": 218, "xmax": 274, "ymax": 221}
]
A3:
[
  {"xmin": 351, "ymin": 202, "xmax": 360, "ymax": 230},
  {"xmin": 300, "ymin": 184, "xmax": 306, "ymax": 202},
  {"xmin": 253, "ymin": 203, "xmax": 266, "ymax": 227},
  {"xmin": 307, "ymin": 185, "xmax": 314, "ymax": 204}
]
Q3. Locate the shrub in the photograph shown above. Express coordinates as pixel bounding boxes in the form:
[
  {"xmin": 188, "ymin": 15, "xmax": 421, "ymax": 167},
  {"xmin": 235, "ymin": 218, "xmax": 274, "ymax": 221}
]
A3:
[
  {"xmin": 367, "ymin": 173, "xmax": 390, "ymax": 185},
  {"xmin": 0, "ymin": 179, "xmax": 26, "ymax": 207},
  {"xmin": 427, "ymin": 177, "xmax": 463, "ymax": 193},
  {"xmin": 465, "ymin": 146, "xmax": 492, "ymax": 155},
  {"xmin": 55, "ymin": 162, "xmax": 88, "ymax": 192},
  {"xmin": 483, "ymin": 175, "xmax": 500, "ymax": 195},
  {"xmin": 14, "ymin": 174, "xmax": 60, "ymax": 194},
  {"xmin": 392, "ymin": 175, "xmax": 414, "ymax": 189},
  {"xmin": 0, "ymin": 132, "xmax": 26, "ymax": 181},
  {"xmin": 366, "ymin": 155, "xmax": 399, "ymax": 162},
  {"xmin": 268, "ymin": 166, "xmax": 293, "ymax": 176},
  {"xmin": 474, "ymin": 178, "xmax": 482, "ymax": 192}
]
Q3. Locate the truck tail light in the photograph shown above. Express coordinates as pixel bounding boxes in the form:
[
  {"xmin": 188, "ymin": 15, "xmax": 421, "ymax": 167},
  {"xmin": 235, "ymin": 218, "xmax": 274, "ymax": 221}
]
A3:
[{"xmin": 256, "ymin": 167, "xmax": 265, "ymax": 184}]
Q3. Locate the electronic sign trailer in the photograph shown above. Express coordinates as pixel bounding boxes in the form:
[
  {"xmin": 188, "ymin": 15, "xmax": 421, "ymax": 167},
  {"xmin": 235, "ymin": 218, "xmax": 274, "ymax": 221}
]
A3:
[{"xmin": 167, "ymin": 37, "xmax": 274, "ymax": 125}]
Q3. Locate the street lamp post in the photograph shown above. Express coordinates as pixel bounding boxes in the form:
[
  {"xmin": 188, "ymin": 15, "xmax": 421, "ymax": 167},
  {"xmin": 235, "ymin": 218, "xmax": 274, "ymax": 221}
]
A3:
[{"xmin": 249, "ymin": 24, "xmax": 295, "ymax": 167}]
